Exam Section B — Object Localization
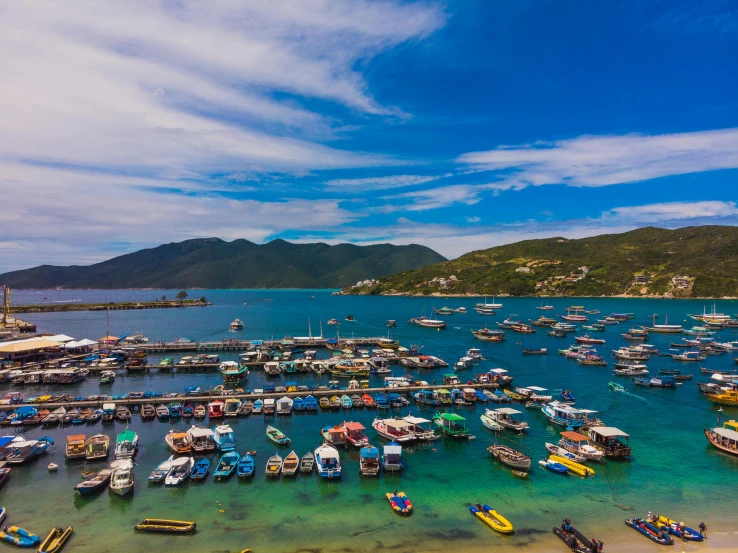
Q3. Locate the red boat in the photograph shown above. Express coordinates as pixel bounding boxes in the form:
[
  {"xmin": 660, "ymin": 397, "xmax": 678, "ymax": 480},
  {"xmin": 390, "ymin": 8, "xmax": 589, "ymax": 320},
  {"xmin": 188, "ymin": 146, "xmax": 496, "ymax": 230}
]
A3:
[
  {"xmin": 574, "ymin": 335, "xmax": 605, "ymax": 345},
  {"xmin": 208, "ymin": 400, "xmax": 225, "ymax": 419},
  {"xmin": 511, "ymin": 324, "xmax": 536, "ymax": 334}
]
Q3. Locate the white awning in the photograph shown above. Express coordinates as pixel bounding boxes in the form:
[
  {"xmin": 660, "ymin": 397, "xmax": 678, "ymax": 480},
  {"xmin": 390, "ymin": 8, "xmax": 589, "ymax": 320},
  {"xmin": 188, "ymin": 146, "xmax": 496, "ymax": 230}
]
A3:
[
  {"xmin": 590, "ymin": 426, "xmax": 628, "ymax": 438},
  {"xmin": 495, "ymin": 407, "xmax": 522, "ymax": 415},
  {"xmin": 64, "ymin": 339, "xmax": 97, "ymax": 349},
  {"xmin": 403, "ymin": 416, "xmax": 430, "ymax": 425},
  {"xmin": 713, "ymin": 427, "xmax": 738, "ymax": 441},
  {"xmin": 384, "ymin": 444, "xmax": 402, "ymax": 455}
]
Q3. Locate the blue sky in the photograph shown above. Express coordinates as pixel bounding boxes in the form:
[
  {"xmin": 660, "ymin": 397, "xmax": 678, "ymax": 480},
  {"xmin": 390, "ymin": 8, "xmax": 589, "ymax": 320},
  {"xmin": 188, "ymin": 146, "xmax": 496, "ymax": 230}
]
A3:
[{"xmin": 1, "ymin": 0, "xmax": 737, "ymax": 272}]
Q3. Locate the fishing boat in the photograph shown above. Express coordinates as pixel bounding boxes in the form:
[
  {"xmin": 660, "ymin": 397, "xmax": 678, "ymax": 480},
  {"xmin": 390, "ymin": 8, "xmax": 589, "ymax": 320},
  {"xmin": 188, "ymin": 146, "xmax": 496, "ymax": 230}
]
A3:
[
  {"xmin": 587, "ymin": 427, "xmax": 631, "ymax": 458},
  {"xmin": 671, "ymin": 351, "xmax": 705, "ymax": 362},
  {"xmin": 469, "ymin": 504, "xmax": 513, "ymax": 533},
  {"xmin": 190, "ymin": 458, "xmax": 210, "ymax": 481},
  {"xmin": 433, "ymin": 412, "xmax": 471, "ymax": 439},
  {"xmin": 265, "ymin": 453, "xmax": 283, "ymax": 477},
  {"xmin": 613, "ymin": 366, "xmax": 649, "ymax": 376},
  {"xmin": 372, "ymin": 417, "xmax": 415, "ymax": 442},
  {"xmin": 300, "ymin": 451, "xmax": 315, "ymax": 473},
  {"xmin": 264, "ymin": 425, "xmax": 290, "ymax": 446},
  {"xmin": 0, "ymin": 526, "xmax": 40, "ymax": 548},
  {"xmin": 304, "ymin": 395, "xmax": 319, "ymax": 411},
  {"xmin": 4, "ymin": 435, "xmax": 52, "ymax": 465},
  {"xmin": 85, "ymin": 434, "xmax": 110, "ymax": 460},
  {"xmin": 386, "ymin": 491, "xmax": 412, "ymax": 515},
  {"xmin": 486, "ymin": 408, "xmax": 528, "ymax": 432},
  {"xmin": 282, "ymin": 451, "xmax": 299, "ymax": 476},
  {"xmin": 208, "ymin": 400, "xmax": 225, "ymax": 419},
  {"xmin": 488, "ymin": 435, "xmax": 531, "ymax": 472},
  {"xmin": 252, "ymin": 399, "xmax": 264, "ymax": 414},
  {"xmin": 112, "ymin": 429, "xmax": 138, "ymax": 460},
  {"xmin": 263, "ymin": 398, "xmax": 276, "ymax": 415},
  {"xmin": 314, "ymin": 444, "xmax": 342, "ymax": 478},
  {"xmin": 65, "ymin": 434, "xmax": 86, "ymax": 460},
  {"xmin": 137, "ymin": 404, "xmax": 153, "ymax": 422},
  {"xmin": 38, "ymin": 526, "xmax": 73, "ymax": 553},
  {"xmin": 574, "ymin": 334, "xmax": 604, "ymax": 345},
  {"xmin": 212, "ymin": 424, "xmax": 236, "ymax": 451},
  {"xmin": 155, "ymin": 404, "xmax": 169, "ymax": 421},
  {"xmin": 109, "ymin": 459, "xmax": 135, "ymax": 496},
  {"xmin": 472, "ymin": 328, "xmax": 505, "ymax": 341},
  {"xmin": 559, "ymin": 431, "xmax": 604, "ymax": 461},
  {"xmin": 214, "ymin": 451, "xmax": 240, "ymax": 479},
  {"xmin": 359, "ymin": 445, "xmax": 380, "ymax": 476},
  {"xmin": 633, "ymin": 375, "xmax": 677, "ymax": 387},
  {"xmin": 704, "ymin": 418, "xmax": 738, "ymax": 456},
  {"xmin": 337, "ymin": 421, "xmax": 367, "ymax": 447},
  {"xmin": 236, "ymin": 453, "xmax": 255, "ymax": 478},
  {"xmin": 625, "ymin": 518, "xmax": 674, "ymax": 545},
  {"xmin": 115, "ymin": 405, "xmax": 131, "ymax": 422},
  {"xmin": 165, "ymin": 457, "xmax": 194, "ymax": 486},
  {"xmin": 75, "ymin": 468, "xmax": 113, "ymax": 494},
  {"xmin": 148, "ymin": 456, "xmax": 175, "ymax": 483},
  {"xmin": 134, "ymin": 519, "xmax": 196, "ymax": 533},
  {"xmin": 187, "ymin": 425, "xmax": 215, "ymax": 452}
]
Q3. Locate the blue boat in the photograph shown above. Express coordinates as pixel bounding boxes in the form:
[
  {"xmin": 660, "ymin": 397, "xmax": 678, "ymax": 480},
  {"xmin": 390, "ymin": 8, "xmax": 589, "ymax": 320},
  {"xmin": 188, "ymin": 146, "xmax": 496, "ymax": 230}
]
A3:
[
  {"xmin": 236, "ymin": 453, "xmax": 255, "ymax": 478},
  {"xmin": 212, "ymin": 424, "xmax": 236, "ymax": 451},
  {"xmin": 375, "ymin": 395, "xmax": 390, "ymax": 410},
  {"xmin": 190, "ymin": 458, "xmax": 210, "ymax": 481},
  {"xmin": 9, "ymin": 406, "xmax": 36, "ymax": 425},
  {"xmin": 387, "ymin": 393, "xmax": 405, "ymax": 408},
  {"xmin": 169, "ymin": 402, "xmax": 183, "ymax": 418},
  {"xmin": 214, "ymin": 451, "xmax": 240, "ymax": 479},
  {"xmin": 304, "ymin": 396, "xmax": 318, "ymax": 411},
  {"xmin": 292, "ymin": 397, "xmax": 305, "ymax": 411},
  {"xmin": 413, "ymin": 390, "xmax": 441, "ymax": 406},
  {"xmin": 0, "ymin": 526, "xmax": 40, "ymax": 548},
  {"xmin": 474, "ymin": 390, "xmax": 489, "ymax": 403},
  {"xmin": 625, "ymin": 518, "xmax": 674, "ymax": 545},
  {"xmin": 560, "ymin": 390, "xmax": 576, "ymax": 402},
  {"xmin": 538, "ymin": 458, "xmax": 569, "ymax": 474},
  {"xmin": 314, "ymin": 444, "xmax": 341, "ymax": 478}
]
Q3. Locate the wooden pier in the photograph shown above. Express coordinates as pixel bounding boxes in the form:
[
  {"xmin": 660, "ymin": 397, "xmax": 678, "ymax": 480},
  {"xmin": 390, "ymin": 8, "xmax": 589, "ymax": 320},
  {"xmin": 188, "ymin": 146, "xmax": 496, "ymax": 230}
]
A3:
[{"xmin": 140, "ymin": 337, "xmax": 393, "ymax": 353}]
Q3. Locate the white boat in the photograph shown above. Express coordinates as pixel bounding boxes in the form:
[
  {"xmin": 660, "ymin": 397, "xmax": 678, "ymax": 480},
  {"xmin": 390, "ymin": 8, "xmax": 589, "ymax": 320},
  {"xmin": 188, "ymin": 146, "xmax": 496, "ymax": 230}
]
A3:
[
  {"xmin": 402, "ymin": 416, "xmax": 438, "ymax": 440},
  {"xmin": 109, "ymin": 459, "xmax": 135, "ymax": 496},
  {"xmin": 276, "ymin": 396, "xmax": 293, "ymax": 415},
  {"xmin": 372, "ymin": 418, "xmax": 415, "ymax": 442},
  {"xmin": 480, "ymin": 413, "xmax": 502, "ymax": 432},
  {"xmin": 314, "ymin": 444, "xmax": 342, "ymax": 478},
  {"xmin": 544, "ymin": 442, "xmax": 587, "ymax": 463},
  {"xmin": 559, "ymin": 431, "xmax": 605, "ymax": 461},
  {"xmin": 467, "ymin": 348, "xmax": 483, "ymax": 360},
  {"xmin": 414, "ymin": 317, "xmax": 447, "ymax": 329},
  {"xmin": 148, "ymin": 456, "xmax": 175, "ymax": 482},
  {"xmin": 187, "ymin": 425, "xmax": 215, "ymax": 452},
  {"xmin": 486, "ymin": 408, "xmax": 529, "ymax": 432},
  {"xmin": 230, "ymin": 318, "xmax": 244, "ymax": 330},
  {"xmin": 454, "ymin": 356, "xmax": 474, "ymax": 371},
  {"xmin": 613, "ymin": 366, "xmax": 649, "ymax": 376},
  {"xmin": 476, "ymin": 296, "xmax": 502, "ymax": 310},
  {"xmin": 212, "ymin": 424, "xmax": 236, "ymax": 451},
  {"xmin": 641, "ymin": 314, "xmax": 683, "ymax": 333},
  {"xmin": 165, "ymin": 456, "xmax": 194, "ymax": 486}
]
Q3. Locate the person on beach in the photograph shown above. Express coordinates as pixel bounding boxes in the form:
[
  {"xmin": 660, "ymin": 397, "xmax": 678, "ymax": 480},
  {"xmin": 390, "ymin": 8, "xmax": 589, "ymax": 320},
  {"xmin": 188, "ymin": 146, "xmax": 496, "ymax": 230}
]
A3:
[{"xmin": 699, "ymin": 522, "xmax": 707, "ymax": 537}]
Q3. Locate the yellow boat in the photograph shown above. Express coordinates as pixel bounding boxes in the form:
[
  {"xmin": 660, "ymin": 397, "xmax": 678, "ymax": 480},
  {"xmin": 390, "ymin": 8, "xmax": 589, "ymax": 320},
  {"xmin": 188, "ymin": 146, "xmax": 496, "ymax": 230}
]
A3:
[
  {"xmin": 706, "ymin": 389, "xmax": 738, "ymax": 406},
  {"xmin": 134, "ymin": 519, "xmax": 196, "ymax": 533},
  {"xmin": 503, "ymin": 389, "xmax": 524, "ymax": 401},
  {"xmin": 38, "ymin": 526, "xmax": 73, "ymax": 553},
  {"xmin": 469, "ymin": 504, "xmax": 514, "ymax": 534},
  {"xmin": 550, "ymin": 455, "xmax": 595, "ymax": 477}
]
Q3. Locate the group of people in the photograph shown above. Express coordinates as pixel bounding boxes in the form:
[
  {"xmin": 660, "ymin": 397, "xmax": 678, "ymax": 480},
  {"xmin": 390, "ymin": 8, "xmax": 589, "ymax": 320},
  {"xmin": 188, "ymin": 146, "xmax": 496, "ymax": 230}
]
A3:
[{"xmin": 646, "ymin": 512, "xmax": 708, "ymax": 539}]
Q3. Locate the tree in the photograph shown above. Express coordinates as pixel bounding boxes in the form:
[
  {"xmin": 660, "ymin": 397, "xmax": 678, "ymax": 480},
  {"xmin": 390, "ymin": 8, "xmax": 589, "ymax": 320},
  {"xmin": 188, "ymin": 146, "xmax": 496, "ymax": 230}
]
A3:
[
  {"xmin": 176, "ymin": 291, "xmax": 188, "ymax": 301},
  {"xmin": 199, "ymin": 296, "xmax": 207, "ymax": 303},
  {"xmin": 161, "ymin": 295, "xmax": 167, "ymax": 301}
]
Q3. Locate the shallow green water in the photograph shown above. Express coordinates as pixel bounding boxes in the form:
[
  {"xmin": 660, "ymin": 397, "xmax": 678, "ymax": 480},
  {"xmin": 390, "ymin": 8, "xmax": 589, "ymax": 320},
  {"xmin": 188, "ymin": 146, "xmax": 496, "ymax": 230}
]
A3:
[{"xmin": 4, "ymin": 292, "xmax": 738, "ymax": 552}]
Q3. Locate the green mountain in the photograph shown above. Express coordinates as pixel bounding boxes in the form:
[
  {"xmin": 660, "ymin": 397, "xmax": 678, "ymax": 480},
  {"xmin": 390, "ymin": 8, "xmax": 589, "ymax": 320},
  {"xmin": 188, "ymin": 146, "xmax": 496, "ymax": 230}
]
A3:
[
  {"xmin": 0, "ymin": 238, "xmax": 446, "ymax": 289},
  {"xmin": 347, "ymin": 226, "xmax": 738, "ymax": 298}
]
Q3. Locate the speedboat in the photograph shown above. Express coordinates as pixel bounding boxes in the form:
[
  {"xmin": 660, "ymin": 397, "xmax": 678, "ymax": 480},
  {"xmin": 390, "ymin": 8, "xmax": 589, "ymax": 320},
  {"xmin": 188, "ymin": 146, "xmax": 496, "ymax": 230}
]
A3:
[
  {"xmin": 148, "ymin": 456, "xmax": 174, "ymax": 483},
  {"xmin": 212, "ymin": 424, "xmax": 236, "ymax": 451},
  {"xmin": 5, "ymin": 436, "xmax": 54, "ymax": 464},
  {"xmin": 314, "ymin": 444, "xmax": 341, "ymax": 478},
  {"xmin": 109, "ymin": 459, "xmax": 135, "ymax": 496},
  {"xmin": 164, "ymin": 457, "xmax": 194, "ymax": 486}
]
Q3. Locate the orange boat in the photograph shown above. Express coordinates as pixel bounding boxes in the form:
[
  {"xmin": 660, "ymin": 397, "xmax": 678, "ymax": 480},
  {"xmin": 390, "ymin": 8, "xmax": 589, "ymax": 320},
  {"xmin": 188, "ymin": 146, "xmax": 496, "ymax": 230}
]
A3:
[
  {"xmin": 361, "ymin": 394, "xmax": 376, "ymax": 408},
  {"xmin": 164, "ymin": 430, "xmax": 191, "ymax": 454}
]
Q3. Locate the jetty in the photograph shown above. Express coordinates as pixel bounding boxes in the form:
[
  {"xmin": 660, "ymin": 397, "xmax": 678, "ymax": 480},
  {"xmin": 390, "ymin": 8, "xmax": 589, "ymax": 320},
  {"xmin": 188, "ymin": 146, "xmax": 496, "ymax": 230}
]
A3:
[{"xmin": 140, "ymin": 337, "xmax": 393, "ymax": 353}]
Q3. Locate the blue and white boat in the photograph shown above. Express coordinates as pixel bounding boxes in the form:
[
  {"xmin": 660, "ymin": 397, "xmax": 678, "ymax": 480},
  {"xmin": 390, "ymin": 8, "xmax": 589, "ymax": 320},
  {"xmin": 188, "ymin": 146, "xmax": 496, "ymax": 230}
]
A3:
[
  {"xmin": 236, "ymin": 453, "xmax": 255, "ymax": 478},
  {"xmin": 382, "ymin": 442, "xmax": 403, "ymax": 472},
  {"xmin": 413, "ymin": 390, "xmax": 441, "ymax": 406},
  {"xmin": 314, "ymin": 444, "xmax": 341, "ymax": 478},
  {"xmin": 542, "ymin": 401, "xmax": 598, "ymax": 430},
  {"xmin": 375, "ymin": 395, "xmax": 390, "ymax": 410},
  {"xmin": 538, "ymin": 458, "xmax": 569, "ymax": 474},
  {"xmin": 148, "ymin": 456, "xmax": 174, "ymax": 483},
  {"xmin": 292, "ymin": 397, "xmax": 305, "ymax": 412},
  {"xmin": 165, "ymin": 457, "xmax": 194, "ymax": 486},
  {"xmin": 474, "ymin": 390, "xmax": 489, "ymax": 402},
  {"xmin": 303, "ymin": 396, "xmax": 318, "ymax": 411},
  {"xmin": 168, "ymin": 402, "xmax": 183, "ymax": 418},
  {"xmin": 190, "ymin": 458, "xmax": 210, "ymax": 481},
  {"xmin": 212, "ymin": 424, "xmax": 236, "ymax": 451},
  {"xmin": 8, "ymin": 406, "xmax": 37, "ymax": 425},
  {"xmin": 5, "ymin": 436, "xmax": 54, "ymax": 464}
]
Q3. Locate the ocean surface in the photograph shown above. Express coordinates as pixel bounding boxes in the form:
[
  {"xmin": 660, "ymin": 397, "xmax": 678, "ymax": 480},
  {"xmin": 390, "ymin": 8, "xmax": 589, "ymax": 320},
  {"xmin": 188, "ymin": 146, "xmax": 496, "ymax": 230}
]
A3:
[{"xmin": 4, "ymin": 290, "xmax": 738, "ymax": 553}]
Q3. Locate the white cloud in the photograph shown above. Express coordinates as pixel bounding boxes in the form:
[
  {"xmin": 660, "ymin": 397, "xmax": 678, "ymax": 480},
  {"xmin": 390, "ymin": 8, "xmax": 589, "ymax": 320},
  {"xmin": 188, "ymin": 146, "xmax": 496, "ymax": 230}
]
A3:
[
  {"xmin": 466, "ymin": 216, "xmax": 481, "ymax": 223},
  {"xmin": 324, "ymin": 174, "xmax": 441, "ymax": 190},
  {"xmin": 380, "ymin": 184, "xmax": 488, "ymax": 211},
  {"xmin": 602, "ymin": 201, "xmax": 738, "ymax": 223},
  {"xmin": 458, "ymin": 128, "xmax": 738, "ymax": 190}
]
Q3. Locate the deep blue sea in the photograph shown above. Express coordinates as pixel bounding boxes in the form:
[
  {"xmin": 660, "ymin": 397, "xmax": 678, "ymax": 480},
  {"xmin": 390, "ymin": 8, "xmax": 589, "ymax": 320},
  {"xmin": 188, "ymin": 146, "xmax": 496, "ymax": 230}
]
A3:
[{"xmin": 4, "ymin": 290, "xmax": 738, "ymax": 553}]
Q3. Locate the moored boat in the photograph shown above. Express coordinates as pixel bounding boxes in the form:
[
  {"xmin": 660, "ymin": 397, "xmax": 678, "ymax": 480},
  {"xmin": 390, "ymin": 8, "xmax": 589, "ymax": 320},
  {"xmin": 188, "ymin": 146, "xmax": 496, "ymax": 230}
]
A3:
[
  {"xmin": 282, "ymin": 451, "xmax": 299, "ymax": 476},
  {"xmin": 190, "ymin": 458, "xmax": 210, "ymax": 481},
  {"xmin": 134, "ymin": 519, "xmax": 196, "ymax": 533},
  {"xmin": 214, "ymin": 451, "xmax": 240, "ymax": 479},
  {"xmin": 85, "ymin": 434, "xmax": 110, "ymax": 460},
  {"xmin": 386, "ymin": 491, "xmax": 412, "ymax": 515},
  {"xmin": 359, "ymin": 445, "xmax": 380, "ymax": 476},
  {"xmin": 300, "ymin": 451, "xmax": 315, "ymax": 473},
  {"xmin": 109, "ymin": 459, "xmax": 135, "ymax": 496},
  {"xmin": 75, "ymin": 468, "xmax": 112, "ymax": 494},
  {"xmin": 236, "ymin": 453, "xmax": 255, "ymax": 478},
  {"xmin": 625, "ymin": 517, "xmax": 674, "ymax": 545},
  {"xmin": 165, "ymin": 456, "xmax": 194, "ymax": 486},
  {"xmin": 314, "ymin": 444, "xmax": 341, "ymax": 478},
  {"xmin": 65, "ymin": 434, "xmax": 86, "ymax": 460},
  {"xmin": 469, "ymin": 503, "xmax": 513, "ymax": 534},
  {"xmin": 148, "ymin": 456, "xmax": 174, "ymax": 483},
  {"xmin": 38, "ymin": 526, "xmax": 74, "ymax": 553},
  {"xmin": 165, "ymin": 430, "xmax": 191, "ymax": 454},
  {"xmin": 266, "ymin": 425, "xmax": 291, "ymax": 446},
  {"xmin": 265, "ymin": 453, "xmax": 283, "ymax": 477}
]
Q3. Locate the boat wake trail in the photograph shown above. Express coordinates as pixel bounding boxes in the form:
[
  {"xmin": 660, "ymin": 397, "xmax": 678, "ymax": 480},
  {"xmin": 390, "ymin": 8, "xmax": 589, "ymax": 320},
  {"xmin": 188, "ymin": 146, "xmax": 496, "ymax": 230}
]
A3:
[{"xmin": 621, "ymin": 391, "xmax": 648, "ymax": 402}]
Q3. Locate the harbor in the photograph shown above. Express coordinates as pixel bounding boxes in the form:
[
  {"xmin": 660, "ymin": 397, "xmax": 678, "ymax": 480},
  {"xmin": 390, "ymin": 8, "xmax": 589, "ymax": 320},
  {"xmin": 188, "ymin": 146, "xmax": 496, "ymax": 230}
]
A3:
[{"xmin": 1, "ymin": 289, "xmax": 738, "ymax": 553}]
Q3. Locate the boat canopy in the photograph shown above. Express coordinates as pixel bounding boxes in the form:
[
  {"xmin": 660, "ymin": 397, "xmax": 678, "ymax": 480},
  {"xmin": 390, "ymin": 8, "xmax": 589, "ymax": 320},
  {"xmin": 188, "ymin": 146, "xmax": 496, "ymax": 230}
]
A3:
[
  {"xmin": 384, "ymin": 444, "xmax": 402, "ymax": 455},
  {"xmin": 188, "ymin": 427, "xmax": 212, "ymax": 437},
  {"xmin": 525, "ymin": 386, "xmax": 548, "ymax": 392},
  {"xmin": 590, "ymin": 427, "xmax": 628, "ymax": 438},
  {"xmin": 0, "ymin": 436, "xmax": 17, "ymax": 449},
  {"xmin": 360, "ymin": 446, "xmax": 379, "ymax": 458},
  {"xmin": 713, "ymin": 426, "xmax": 738, "ymax": 441},
  {"xmin": 385, "ymin": 419, "xmax": 413, "ymax": 429},
  {"xmin": 438, "ymin": 413, "xmax": 466, "ymax": 422},
  {"xmin": 317, "ymin": 445, "xmax": 339, "ymax": 459},
  {"xmin": 343, "ymin": 422, "xmax": 365, "ymax": 431},
  {"xmin": 495, "ymin": 407, "xmax": 522, "ymax": 415},
  {"xmin": 13, "ymin": 406, "xmax": 37, "ymax": 416},
  {"xmin": 725, "ymin": 421, "xmax": 738, "ymax": 432},
  {"xmin": 67, "ymin": 434, "xmax": 85, "ymax": 443},
  {"xmin": 264, "ymin": 399, "xmax": 275, "ymax": 406},
  {"xmin": 561, "ymin": 431, "xmax": 589, "ymax": 442},
  {"xmin": 403, "ymin": 416, "xmax": 431, "ymax": 425},
  {"xmin": 489, "ymin": 368, "xmax": 509, "ymax": 375},
  {"xmin": 117, "ymin": 430, "xmax": 136, "ymax": 442},
  {"xmin": 103, "ymin": 403, "xmax": 115, "ymax": 410}
]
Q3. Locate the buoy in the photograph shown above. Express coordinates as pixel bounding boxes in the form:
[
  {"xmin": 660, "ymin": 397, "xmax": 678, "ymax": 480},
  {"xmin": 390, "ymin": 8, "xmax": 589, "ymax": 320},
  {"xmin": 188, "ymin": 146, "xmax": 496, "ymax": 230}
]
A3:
[{"xmin": 219, "ymin": 510, "xmax": 225, "ymax": 513}]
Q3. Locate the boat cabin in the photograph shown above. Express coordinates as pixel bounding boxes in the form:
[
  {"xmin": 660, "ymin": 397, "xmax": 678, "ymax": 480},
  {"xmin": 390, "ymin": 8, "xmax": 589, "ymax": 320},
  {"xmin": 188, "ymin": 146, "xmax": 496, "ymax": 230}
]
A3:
[
  {"xmin": 65, "ymin": 434, "xmax": 86, "ymax": 459},
  {"xmin": 587, "ymin": 427, "xmax": 631, "ymax": 458},
  {"xmin": 403, "ymin": 415, "xmax": 436, "ymax": 440},
  {"xmin": 322, "ymin": 425, "xmax": 347, "ymax": 446},
  {"xmin": 342, "ymin": 421, "xmax": 368, "ymax": 446},
  {"xmin": 443, "ymin": 373, "xmax": 461, "ymax": 385},
  {"xmin": 434, "ymin": 413, "xmax": 469, "ymax": 437},
  {"xmin": 360, "ymin": 446, "xmax": 380, "ymax": 475},
  {"xmin": 383, "ymin": 443, "xmax": 403, "ymax": 471}
]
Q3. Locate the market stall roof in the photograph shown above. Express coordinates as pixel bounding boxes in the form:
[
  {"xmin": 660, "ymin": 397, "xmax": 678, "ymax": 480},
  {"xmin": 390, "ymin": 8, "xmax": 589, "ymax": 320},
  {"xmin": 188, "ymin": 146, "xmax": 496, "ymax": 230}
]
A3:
[
  {"xmin": 64, "ymin": 339, "xmax": 97, "ymax": 349},
  {"xmin": 0, "ymin": 339, "xmax": 62, "ymax": 354}
]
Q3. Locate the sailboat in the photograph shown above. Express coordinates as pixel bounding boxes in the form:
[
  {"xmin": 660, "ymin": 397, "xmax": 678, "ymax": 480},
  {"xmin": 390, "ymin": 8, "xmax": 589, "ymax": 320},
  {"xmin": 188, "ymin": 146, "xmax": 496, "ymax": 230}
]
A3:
[{"xmin": 536, "ymin": 300, "xmax": 553, "ymax": 311}]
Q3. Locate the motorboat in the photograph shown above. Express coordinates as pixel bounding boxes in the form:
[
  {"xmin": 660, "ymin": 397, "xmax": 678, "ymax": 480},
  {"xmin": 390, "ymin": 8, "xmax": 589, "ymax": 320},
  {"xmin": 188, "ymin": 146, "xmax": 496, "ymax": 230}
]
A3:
[
  {"xmin": 109, "ymin": 459, "xmax": 135, "ymax": 496},
  {"xmin": 382, "ymin": 442, "xmax": 403, "ymax": 471},
  {"xmin": 148, "ymin": 456, "xmax": 175, "ymax": 483},
  {"xmin": 212, "ymin": 424, "xmax": 236, "ymax": 451},
  {"xmin": 187, "ymin": 425, "xmax": 215, "ymax": 452},
  {"xmin": 114, "ymin": 430, "xmax": 138, "ymax": 460},
  {"xmin": 485, "ymin": 408, "xmax": 528, "ymax": 432},
  {"xmin": 314, "ymin": 444, "xmax": 341, "ymax": 478},
  {"xmin": 164, "ymin": 457, "xmax": 194, "ymax": 486},
  {"xmin": 165, "ymin": 431, "xmax": 191, "ymax": 454},
  {"xmin": 359, "ymin": 445, "xmax": 380, "ymax": 476}
]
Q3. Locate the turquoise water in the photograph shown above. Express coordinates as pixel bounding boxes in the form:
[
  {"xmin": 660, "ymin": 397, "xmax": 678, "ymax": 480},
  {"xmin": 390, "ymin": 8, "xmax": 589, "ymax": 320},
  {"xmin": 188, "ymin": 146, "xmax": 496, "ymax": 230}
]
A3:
[{"xmin": 4, "ymin": 291, "xmax": 738, "ymax": 552}]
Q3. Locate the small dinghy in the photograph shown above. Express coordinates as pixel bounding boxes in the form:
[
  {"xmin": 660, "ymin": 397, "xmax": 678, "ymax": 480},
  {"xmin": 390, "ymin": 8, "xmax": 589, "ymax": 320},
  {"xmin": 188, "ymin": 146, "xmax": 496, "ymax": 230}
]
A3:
[
  {"xmin": 282, "ymin": 451, "xmax": 299, "ymax": 476},
  {"xmin": 148, "ymin": 456, "xmax": 175, "ymax": 483},
  {"xmin": 75, "ymin": 468, "xmax": 113, "ymax": 495},
  {"xmin": 265, "ymin": 454, "xmax": 283, "ymax": 477},
  {"xmin": 190, "ymin": 458, "xmax": 210, "ymax": 481},
  {"xmin": 134, "ymin": 519, "xmax": 196, "ymax": 533},
  {"xmin": 266, "ymin": 425, "xmax": 291, "ymax": 446},
  {"xmin": 0, "ymin": 526, "xmax": 40, "ymax": 547},
  {"xmin": 214, "ymin": 451, "xmax": 240, "ymax": 480},
  {"xmin": 625, "ymin": 517, "xmax": 674, "ymax": 545},
  {"xmin": 300, "ymin": 452, "xmax": 315, "ymax": 473},
  {"xmin": 38, "ymin": 526, "xmax": 74, "ymax": 553},
  {"xmin": 538, "ymin": 458, "xmax": 569, "ymax": 474},
  {"xmin": 469, "ymin": 504, "xmax": 513, "ymax": 534},
  {"xmin": 386, "ymin": 491, "xmax": 412, "ymax": 515},
  {"xmin": 236, "ymin": 454, "xmax": 255, "ymax": 479},
  {"xmin": 48, "ymin": 463, "xmax": 59, "ymax": 472}
]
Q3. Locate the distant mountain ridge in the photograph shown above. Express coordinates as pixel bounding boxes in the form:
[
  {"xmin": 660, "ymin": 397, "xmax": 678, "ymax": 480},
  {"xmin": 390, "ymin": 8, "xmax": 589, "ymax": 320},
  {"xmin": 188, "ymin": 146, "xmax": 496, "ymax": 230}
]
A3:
[
  {"xmin": 346, "ymin": 226, "xmax": 738, "ymax": 298},
  {"xmin": 0, "ymin": 238, "xmax": 446, "ymax": 289}
]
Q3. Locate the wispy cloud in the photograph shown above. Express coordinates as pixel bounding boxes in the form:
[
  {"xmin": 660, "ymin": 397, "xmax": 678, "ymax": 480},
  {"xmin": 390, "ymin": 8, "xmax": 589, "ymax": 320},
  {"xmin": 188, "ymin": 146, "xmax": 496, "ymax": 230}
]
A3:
[
  {"xmin": 466, "ymin": 216, "xmax": 481, "ymax": 223},
  {"xmin": 324, "ymin": 174, "xmax": 441, "ymax": 190},
  {"xmin": 380, "ymin": 184, "xmax": 490, "ymax": 212},
  {"xmin": 602, "ymin": 200, "xmax": 738, "ymax": 223},
  {"xmin": 458, "ymin": 128, "xmax": 738, "ymax": 190}
]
